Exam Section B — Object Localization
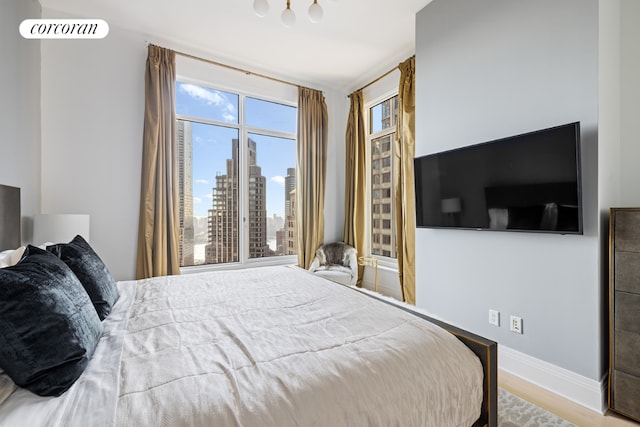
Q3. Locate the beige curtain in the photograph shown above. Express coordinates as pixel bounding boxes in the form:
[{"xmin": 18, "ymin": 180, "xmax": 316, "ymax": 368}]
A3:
[
  {"xmin": 342, "ymin": 91, "xmax": 366, "ymax": 285},
  {"xmin": 136, "ymin": 45, "xmax": 181, "ymax": 279},
  {"xmin": 296, "ymin": 87, "xmax": 328, "ymax": 269},
  {"xmin": 394, "ymin": 56, "xmax": 416, "ymax": 304}
]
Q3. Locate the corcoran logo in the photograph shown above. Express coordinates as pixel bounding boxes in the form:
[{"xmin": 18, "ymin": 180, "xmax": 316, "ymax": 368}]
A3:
[{"xmin": 19, "ymin": 19, "xmax": 109, "ymax": 39}]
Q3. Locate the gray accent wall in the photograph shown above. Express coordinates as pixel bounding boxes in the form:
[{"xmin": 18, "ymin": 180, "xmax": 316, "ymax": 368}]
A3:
[{"xmin": 415, "ymin": 0, "xmax": 601, "ymax": 379}]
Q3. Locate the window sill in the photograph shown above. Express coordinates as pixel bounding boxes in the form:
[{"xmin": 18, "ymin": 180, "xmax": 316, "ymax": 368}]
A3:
[
  {"xmin": 180, "ymin": 255, "xmax": 298, "ymax": 275},
  {"xmin": 377, "ymin": 263, "xmax": 398, "ymax": 274},
  {"xmin": 373, "ymin": 257, "xmax": 398, "ymax": 272}
]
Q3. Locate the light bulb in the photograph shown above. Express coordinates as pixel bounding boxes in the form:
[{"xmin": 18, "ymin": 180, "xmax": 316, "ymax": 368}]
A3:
[
  {"xmin": 253, "ymin": 0, "xmax": 269, "ymax": 17},
  {"xmin": 308, "ymin": 1, "xmax": 323, "ymax": 23},
  {"xmin": 281, "ymin": 7, "xmax": 296, "ymax": 27}
]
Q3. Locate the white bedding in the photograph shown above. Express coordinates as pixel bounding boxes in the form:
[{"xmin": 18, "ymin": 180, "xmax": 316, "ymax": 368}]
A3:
[{"xmin": 0, "ymin": 266, "xmax": 483, "ymax": 427}]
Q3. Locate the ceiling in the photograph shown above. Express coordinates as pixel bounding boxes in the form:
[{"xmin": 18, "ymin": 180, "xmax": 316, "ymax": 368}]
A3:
[{"xmin": 39, "ymin": 0, "xmax": 431, "ymax": 92}]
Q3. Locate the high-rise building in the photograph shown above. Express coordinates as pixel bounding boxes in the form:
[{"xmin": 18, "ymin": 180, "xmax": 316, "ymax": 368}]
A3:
[
  {"xmin": 205, "ymin": 138, "xmax": 268, "ymax": 263},
  {"xmin": 248, "ymin": 139, "xmax": 269, "ymax": 258},
  {"xmin": 371, "ymin": 133, "xmax": 395, "ymax": 258},
  {"xmin": 284, "ymin": 167, "xmax": 295, "ymax": 217},
  {"xmin": 176, "ymin": 120, "xmax": 194, "ymax": 266},
  {"xmin": 277, "ymin": 167, "xmax": 297, "ymax": 256},
  {"xmin": 276, "ymin": 227, "xmax": 286, "ymax": 256},
  {"xmin": 286, "ymin": 188, "xmax": 296, "ymax": 255}
]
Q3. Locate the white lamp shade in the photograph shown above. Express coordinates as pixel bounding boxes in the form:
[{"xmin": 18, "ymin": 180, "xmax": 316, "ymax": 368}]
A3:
[
  {"xmin": 308, "ymin": 2, "xmax": 323, "ymax": 23},
  {"xmin": 253, "ymin": 0, "xmax": 269, "ymax": 17},
  {"xmin": 33, "ymin": 214, "xmax": 90, "ymax": 245},
  {"xmin": 441, "ymin": 198, "xmax": 461, "ymax": 214},
  {"xmin": 281, "ymin": 7, "xmax": 295, "ymax": 27}
]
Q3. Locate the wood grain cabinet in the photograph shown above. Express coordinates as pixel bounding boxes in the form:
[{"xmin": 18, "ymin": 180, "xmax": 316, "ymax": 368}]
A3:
[{"xmin": 609, "ymin": 208, "xmax": 640, "ymax": 422}]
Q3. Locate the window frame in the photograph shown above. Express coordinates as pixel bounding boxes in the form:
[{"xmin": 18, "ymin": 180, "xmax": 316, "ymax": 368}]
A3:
[
  {"xmin": 176, "ymin": 77, "xmax": 298, "ymax": 274},
  {"xmin": 365, "ymin": 90, "xmax": 399, "ymax": 270}
]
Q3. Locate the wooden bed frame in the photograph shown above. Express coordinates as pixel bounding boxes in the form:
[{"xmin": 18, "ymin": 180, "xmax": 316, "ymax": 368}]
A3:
[{"xmin": 366, "ymin": 294, "xmax": 498, "ymax": 427}]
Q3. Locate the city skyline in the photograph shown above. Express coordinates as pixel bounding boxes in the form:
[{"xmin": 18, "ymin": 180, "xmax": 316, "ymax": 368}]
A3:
[
  {"xmin": 175, "ymin": 81, "xmax": 297, "ymax": 265},
  {"xmin": 176, "ymin": 81, "xmax": 296, "ymax": 218}
]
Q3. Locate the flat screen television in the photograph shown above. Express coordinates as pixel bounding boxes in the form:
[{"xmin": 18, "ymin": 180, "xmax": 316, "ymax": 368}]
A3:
[{"xmin": 414, "ymin": 122, "xmax": 582, "ymax": 234}]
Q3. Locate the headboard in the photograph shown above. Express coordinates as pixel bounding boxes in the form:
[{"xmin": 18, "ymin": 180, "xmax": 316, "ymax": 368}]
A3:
[{"xmin": 0, "ymin": 184, "xmax": 21, "ymax": 251}]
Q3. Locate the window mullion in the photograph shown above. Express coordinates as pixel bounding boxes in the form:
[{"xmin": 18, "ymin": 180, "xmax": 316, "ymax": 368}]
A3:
[
  {"xmin": 175, "ymin": 113, "xmax": 240, "ymax": 131},
  {"xmin": 239, "ymin": 94, "xmax": 248, "ymax": 264},
  {"xmin": 246, "ymin": 126, "xmax": 296, "ymax": 141}
]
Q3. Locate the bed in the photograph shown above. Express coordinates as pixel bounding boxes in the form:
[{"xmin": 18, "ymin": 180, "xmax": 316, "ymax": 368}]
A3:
[{"xmin": 0, "ymin": 262, "xmax": 496, "ymax": 426}]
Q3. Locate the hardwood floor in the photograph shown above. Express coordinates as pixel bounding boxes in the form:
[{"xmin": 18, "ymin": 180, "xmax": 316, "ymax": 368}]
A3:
[{"xmin": 499, "ymin": 370, "xmax": 639, "ymax": 427}]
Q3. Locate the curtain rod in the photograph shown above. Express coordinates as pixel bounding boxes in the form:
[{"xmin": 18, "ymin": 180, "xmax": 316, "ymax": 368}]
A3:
[
  {"xmin": 172, "ymin": 48, "xmax": 300, "ymax": 89},
  {"xmin": 349, "ymin": 55, "xmax": 415, "ymax": 97},
  {"xmin": 352, "ymin": 66, "xmax": 398, "ymax": 95}
]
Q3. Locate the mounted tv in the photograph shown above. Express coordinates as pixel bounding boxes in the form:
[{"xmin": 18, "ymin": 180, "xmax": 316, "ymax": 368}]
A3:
[{"xmin": 414, "ymin": 122, "xmax": 582, "ymax": 234}]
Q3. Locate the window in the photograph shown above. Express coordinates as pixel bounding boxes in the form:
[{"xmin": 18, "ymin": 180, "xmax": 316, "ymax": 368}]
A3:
[
  {"xmin": 369, "ymin": 95, "xmax": 398, "ymax": 260},
  {"xmin": 176, "ymin": 81, "xmax": 297, "ymax": 267}
]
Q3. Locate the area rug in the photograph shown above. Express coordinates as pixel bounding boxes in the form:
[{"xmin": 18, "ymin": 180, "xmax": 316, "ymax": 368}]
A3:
[{"xmin": 499, "ymin": 388, "xmax": 577, "ymax": 426}]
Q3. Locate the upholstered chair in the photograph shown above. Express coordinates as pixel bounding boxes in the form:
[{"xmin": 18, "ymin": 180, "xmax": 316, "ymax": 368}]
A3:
[{"xmin": 308, "ymin": 242, "xmax": 358, "ymax": 286}]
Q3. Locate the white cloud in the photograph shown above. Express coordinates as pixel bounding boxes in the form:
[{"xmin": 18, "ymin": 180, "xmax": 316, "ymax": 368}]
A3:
[
  {"xmin": 271, "ymin": 176, "xmax": 285, "ymax": 185},
  {"xmin": 179, "ymin": 83, "xmax": 236, "ymax": 122},
  {"xmin": 193, "ymin": 197, "xmax": 202, "ymax": 204},
  {"xmin": 195, "ymin": 179, "xmax": 210, "ymax": 184},
  {"xmin": 205, "ymin": 193, "xmax": 213, "ymax": 199}
]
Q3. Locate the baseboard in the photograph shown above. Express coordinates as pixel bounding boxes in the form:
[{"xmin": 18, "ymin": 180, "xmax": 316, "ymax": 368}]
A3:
[{"xmin": 499, "ymin": 345, "xmax": 608, "ymax": 414}]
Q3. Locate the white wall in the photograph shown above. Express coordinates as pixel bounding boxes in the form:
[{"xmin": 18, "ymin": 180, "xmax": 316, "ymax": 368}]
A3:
[
  {"xmin": 598, "ymin": 0, "xmax": 621, "ymax": 213},
  {"xmin": 0, "ymin": 0, "xmax": 41, "ymax": 242},
  {"xmin": 620, "ymin": 0, "xmax": 640, "ymax": 205},
  {"xmin": 40, "ymin": 9, "xmax": 146, "ymax": 280},
  {"xmin": 597, "ymin": 0, "xmax": 622, "ymax": 380},
  {"xmin": 600, "ymin": 0, "xmax": 640, "ymax": 211},
  {"xmin": 322, "ymin": 89, "xmax": 347, "ymax": 245},
  {"xmin": 415, "ymin": 0, "xmax": 601, "ymax": 384},
  {"xmin": 39, "ymin": 8, "xmax": 346, "ymax": 280}
]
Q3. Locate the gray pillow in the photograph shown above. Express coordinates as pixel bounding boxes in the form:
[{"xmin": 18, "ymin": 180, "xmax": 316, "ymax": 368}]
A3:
[
  {"xmin": 0, "ymin": 245, "xmax": 103, "ymax": 396},
  {"xmin": 47, "ymin": 235, "xmax": 119, "ymax": 320}
]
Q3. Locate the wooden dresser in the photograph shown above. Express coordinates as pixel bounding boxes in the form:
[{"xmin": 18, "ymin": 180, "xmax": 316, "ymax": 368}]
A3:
[{"xmin": 609, "ymin": 207, "xmax": 640, "ymax": 422}]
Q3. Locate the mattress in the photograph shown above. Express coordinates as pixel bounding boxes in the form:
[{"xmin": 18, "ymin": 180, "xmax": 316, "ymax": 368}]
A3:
[{"xmin": 0, "ymin": 265, "xmax": 483, "ymax": 427}]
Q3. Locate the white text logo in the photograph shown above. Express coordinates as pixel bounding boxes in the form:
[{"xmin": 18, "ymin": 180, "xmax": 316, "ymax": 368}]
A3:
[{"xmin": 19, "ymin": 19, "xmax": 109, "ymax": 39}]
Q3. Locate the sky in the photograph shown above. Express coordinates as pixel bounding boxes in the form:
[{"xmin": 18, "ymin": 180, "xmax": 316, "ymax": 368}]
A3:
[{"xmin": 176, "ymin": 82, "xmax": 296, "ymax": 218}]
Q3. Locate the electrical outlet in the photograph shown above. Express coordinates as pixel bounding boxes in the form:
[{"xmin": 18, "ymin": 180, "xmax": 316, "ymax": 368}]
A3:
[
  {"xmin": 510, "ymin": 315, "xmax": 523, "ymax": 334},
  {"xmin": 488, "ymin": 309, "xmax": 500, "ymax": 326}
]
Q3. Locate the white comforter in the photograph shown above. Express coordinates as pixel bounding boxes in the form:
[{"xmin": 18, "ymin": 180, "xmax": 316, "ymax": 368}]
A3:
[{"xmin": 0, "ymin": 266, "xmax": 482, "ymax": 427}]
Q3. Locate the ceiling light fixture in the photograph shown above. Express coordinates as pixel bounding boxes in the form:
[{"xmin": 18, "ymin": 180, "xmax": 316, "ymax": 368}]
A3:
[{"xmin": 253, "ymin": 0, "xmax": 332, "ymax": 27}]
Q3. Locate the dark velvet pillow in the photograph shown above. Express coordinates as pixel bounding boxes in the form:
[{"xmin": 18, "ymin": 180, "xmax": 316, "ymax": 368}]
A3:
[
  {"xmin": 0, "ymin": 245, "xmax": 103, "ymax": 396},
  {"xmin": 47, "ymin": 235, "xmax": 119, "ymax": 320}
]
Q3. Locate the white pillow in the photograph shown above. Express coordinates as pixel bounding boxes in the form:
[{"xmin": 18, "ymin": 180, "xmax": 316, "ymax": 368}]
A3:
[
  {"xmin": 488, "ymin": 208, "xmax": 508, "ymax": 229},
  {"xmin": 0, "ymin": 369, "xmax": 17, "ymax": 405},
  {"xmin": 0, "ymin": 246, "xmax": 25, "ymax": 268}
]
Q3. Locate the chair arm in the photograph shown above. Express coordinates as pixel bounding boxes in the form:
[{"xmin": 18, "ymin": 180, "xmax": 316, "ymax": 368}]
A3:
[
  {"xmin": 347, "ymin": 252, "xmax": 358, "ymax": 286},
  {"xmin": 309, "ymin": 256, "xmax": 320, "ymax": 272}
]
